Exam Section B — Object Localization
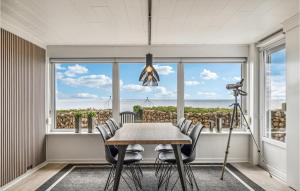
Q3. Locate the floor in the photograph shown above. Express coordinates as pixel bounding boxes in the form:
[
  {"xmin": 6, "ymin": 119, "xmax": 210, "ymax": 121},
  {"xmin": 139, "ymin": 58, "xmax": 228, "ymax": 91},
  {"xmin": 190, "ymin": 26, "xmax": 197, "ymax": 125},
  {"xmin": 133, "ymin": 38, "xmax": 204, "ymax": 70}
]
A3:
[{"xmin": 4, "ymin": 163, "xmax": 291, "ymax": 191}]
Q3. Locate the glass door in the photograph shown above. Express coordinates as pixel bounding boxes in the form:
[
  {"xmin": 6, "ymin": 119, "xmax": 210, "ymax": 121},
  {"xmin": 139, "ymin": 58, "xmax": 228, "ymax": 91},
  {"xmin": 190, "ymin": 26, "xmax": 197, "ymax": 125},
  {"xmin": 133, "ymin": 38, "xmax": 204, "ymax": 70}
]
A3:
[{"xmin": 264, "ymin": 46, "xmax": 287, "ymax": 143}]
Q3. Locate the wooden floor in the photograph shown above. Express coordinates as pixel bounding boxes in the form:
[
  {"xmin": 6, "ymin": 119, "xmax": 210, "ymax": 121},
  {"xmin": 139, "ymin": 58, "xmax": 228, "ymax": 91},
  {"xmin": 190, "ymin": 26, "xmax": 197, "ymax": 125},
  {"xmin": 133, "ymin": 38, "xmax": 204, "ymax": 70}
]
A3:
[{"xmin": 3, "ymin": 163, "xmax": 291, "ymax": 191}]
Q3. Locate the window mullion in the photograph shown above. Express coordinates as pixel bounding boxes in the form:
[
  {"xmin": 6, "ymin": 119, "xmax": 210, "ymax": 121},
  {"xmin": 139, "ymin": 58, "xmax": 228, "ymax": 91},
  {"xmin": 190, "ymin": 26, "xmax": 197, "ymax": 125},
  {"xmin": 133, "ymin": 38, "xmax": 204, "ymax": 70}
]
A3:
[
  {"xmin": 112, "ymin": 62, "xmax": 120, "ymax": 123},
  {"xmin": 177, "ymin": 62, "xmax": 184, "ymax": 120}
]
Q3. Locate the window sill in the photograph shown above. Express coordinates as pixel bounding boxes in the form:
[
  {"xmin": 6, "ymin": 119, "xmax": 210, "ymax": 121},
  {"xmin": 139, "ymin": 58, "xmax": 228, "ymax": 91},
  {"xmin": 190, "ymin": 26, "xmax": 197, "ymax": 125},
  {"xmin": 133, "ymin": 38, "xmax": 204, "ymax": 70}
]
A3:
[
  {"xmin": 46, "ymin": 131, "xmax": 100, "ymax": 135},
  {"xmin": 46, "ymin": 130, "xmax": 250, "ymax": 135}
]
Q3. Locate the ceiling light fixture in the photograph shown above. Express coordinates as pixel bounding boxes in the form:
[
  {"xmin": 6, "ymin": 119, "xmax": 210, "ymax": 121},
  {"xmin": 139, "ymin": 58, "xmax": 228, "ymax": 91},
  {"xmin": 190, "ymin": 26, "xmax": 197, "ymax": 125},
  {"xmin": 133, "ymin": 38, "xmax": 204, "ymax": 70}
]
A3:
[{"xmin": 139, "ymin": 0, "xmax": 159, "ymax": 86}]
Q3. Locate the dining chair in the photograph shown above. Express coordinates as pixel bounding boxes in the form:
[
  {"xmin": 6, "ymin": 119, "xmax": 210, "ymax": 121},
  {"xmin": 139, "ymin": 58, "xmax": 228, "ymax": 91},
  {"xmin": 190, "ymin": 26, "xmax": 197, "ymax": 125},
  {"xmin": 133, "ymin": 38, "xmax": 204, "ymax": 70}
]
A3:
[
  {"xmin": 96, "ymin": 125, "xmax": 143, "ymax": 191},
  {"xmin": 154, "ymin": 119, "xmax": 190, "ymax": 175},
  {"xmin": 157, "ymin": 123, "xmax": 204, "ymax": 191},
  {"xmin": 155, "ymin": 119, "xmax": 192, "ymax": 153},
  {"xmin": 105, "ymin": 119, "xmax": 145, "ymax": 153},
  {"xmin": 176, "ymin": 117, "xmax": 186, "ymax": 128},
  {"xmin": 180, "ymin": 119, "xmax": 193, "ymax": 135},
  {"xmin": 120, "ymin": 111, "xmax": 136, "ymax": 125}
]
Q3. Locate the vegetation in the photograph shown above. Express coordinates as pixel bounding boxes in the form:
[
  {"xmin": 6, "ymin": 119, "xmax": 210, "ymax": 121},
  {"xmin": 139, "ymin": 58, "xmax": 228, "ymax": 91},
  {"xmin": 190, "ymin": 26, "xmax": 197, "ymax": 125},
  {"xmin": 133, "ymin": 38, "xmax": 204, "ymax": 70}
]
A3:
[
  {"xmin": 87, "ymin": 111, "xmax": 97, "ymax": 118},
  {"xmin": 74, "ymin": 111, "xmax": 83, "ymax": 118},
  {"xmin": 133, "ymin": 105, "xmax": 143, "ymax": 113},
  {"xmin": 142, "ymin": 106, "xmax": 232, "ymax": 114},
  {"xmin": 56, "ymin": 106, "xmax": 232, "ymax": 115}
]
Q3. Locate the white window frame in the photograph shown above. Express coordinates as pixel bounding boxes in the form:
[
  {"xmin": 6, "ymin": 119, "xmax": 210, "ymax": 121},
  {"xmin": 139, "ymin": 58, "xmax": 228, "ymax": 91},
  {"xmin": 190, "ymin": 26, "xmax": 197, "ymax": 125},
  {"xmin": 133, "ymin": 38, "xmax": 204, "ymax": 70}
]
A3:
[
  {"xmin": 259, "ymin": 39, "xmax": 287, "ymax": 147},
  {"xmin": 48, "ymin": 58, "xmax": 247, "ymax": 132}
]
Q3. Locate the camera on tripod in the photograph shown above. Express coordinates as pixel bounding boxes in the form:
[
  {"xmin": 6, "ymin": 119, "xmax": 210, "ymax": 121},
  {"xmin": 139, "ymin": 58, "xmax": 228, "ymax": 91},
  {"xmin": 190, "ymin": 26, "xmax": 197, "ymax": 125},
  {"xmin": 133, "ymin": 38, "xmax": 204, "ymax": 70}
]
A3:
[
  {"xmin": 220, "ymin": 78, "xmax": 272, "ymax": 180},
  {"xmin": 226, "ymin": 79, "xmax": 244, "ymax": 90},
  {"xmin": 226, "ymin": 79, "xmax": 247, "ymax": 96}
]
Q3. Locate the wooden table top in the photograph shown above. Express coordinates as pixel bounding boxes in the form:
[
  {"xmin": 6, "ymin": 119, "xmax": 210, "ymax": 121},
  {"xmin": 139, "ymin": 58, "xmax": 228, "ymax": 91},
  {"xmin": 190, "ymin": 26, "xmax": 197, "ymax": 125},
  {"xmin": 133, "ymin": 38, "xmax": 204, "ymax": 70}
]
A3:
[{"xmin": 105, "ymin": 123, "xmax": 192, "ymax": 145}]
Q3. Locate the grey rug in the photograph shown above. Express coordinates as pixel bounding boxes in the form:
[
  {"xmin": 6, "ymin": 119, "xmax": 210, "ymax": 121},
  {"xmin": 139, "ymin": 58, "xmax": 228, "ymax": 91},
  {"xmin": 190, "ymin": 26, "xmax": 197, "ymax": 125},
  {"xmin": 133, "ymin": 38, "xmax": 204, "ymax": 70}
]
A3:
[{"xmin": 37, "ymin": 164, "xmax": 265, "ymax": 191}]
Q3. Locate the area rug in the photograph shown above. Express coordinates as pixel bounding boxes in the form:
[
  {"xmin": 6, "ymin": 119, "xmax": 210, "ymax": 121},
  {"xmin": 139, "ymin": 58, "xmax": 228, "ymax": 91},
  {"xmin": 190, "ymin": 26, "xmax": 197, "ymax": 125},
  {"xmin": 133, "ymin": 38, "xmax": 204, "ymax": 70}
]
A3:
[{"xmin": 36, "ymin": 164, "xmax": 265, "ymax": 191}]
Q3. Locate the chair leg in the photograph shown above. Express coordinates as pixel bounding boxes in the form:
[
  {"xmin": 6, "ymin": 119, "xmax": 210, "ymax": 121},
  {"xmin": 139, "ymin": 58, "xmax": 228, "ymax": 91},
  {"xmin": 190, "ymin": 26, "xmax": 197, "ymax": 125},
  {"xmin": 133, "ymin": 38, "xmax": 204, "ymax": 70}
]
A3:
[
  {"xmin": 187, "ymin": 164, "xmax": 200, "ymax": 191},
  {"xmin": 158, "ymin": 163, "xmax": 171, "ymax": 189},
  {"xmin": 104, "ymin": 165, "xmax": 114, "ymax": 191},
  {"xmin": 130, "ymin": 164, "xmax": 142, "ymax": 190}
]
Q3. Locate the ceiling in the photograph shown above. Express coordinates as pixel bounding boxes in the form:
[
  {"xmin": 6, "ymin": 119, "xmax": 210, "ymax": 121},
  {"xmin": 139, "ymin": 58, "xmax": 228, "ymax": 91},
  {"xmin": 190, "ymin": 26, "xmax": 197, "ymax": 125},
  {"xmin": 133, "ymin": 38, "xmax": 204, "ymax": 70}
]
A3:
[{"xmin": 1, "ymin": 0, "xmax": 299, "ymax": 46}]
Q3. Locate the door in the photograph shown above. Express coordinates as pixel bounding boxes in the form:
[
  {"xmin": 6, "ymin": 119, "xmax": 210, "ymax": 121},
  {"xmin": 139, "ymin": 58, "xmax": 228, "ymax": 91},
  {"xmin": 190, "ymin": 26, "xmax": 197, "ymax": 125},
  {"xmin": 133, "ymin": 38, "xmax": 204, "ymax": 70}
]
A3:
[{"xmin": 260, "ymin": 44, "xmax": 287, "ymax": 181}]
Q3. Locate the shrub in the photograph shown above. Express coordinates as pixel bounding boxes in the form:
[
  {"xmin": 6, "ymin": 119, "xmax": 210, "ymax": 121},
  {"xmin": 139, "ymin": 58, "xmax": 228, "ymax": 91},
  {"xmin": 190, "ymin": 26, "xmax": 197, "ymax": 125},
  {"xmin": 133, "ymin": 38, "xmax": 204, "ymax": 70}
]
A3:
[
  {"xmin": 142, "ymin": 105, "xmax": 232, "ymax": 114},
  {"xmin": 133, "ymin": 105, "xmax": 143, "ymax": 113},
  {"xmin": 87, "ymin": 111, "xmax": 96, "ymax": 118},
  {"xmin": 74, "ymin": 111, "xmax": 83, "ymax": 119}
]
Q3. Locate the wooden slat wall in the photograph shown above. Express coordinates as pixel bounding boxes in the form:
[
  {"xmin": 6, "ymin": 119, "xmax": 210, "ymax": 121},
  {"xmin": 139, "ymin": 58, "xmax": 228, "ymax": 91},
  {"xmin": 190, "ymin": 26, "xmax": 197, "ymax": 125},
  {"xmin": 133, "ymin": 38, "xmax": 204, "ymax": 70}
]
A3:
[{"xmin": 0, "ymin": 29, "xmax": 46, "ymax": 187}]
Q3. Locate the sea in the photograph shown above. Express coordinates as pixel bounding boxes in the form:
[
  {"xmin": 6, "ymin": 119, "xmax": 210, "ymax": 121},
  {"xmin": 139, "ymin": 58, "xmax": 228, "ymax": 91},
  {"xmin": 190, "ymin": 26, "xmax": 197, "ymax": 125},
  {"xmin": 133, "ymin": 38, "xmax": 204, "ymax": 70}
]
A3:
[
  {"xmin": 57, "ymin": 98, "xmax": 285, "ymax": 111},
  {"xmin": 57, "ymin": 99, "xmax": 236, "ymax": 111}
]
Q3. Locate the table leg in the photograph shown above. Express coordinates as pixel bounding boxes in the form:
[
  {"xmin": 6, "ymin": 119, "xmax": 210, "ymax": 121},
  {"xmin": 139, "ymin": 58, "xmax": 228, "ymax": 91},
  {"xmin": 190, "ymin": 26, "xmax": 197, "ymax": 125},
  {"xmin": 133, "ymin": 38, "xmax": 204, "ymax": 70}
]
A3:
[
  {"xmin": 172, "ymin": 144, "xmax": 188, "ymax": 191},
  {"xmin": 113, "ymin": 145, "xmax": 128, "ymax": 191}
]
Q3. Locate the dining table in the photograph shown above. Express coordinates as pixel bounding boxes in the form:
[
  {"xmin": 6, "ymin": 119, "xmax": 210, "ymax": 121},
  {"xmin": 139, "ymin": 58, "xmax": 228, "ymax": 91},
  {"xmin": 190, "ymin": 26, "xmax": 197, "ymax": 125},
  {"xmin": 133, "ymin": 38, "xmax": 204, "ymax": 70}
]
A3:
[{"xmin": 105, "ymin": 122, "xmax": 192, "ymax": 191}]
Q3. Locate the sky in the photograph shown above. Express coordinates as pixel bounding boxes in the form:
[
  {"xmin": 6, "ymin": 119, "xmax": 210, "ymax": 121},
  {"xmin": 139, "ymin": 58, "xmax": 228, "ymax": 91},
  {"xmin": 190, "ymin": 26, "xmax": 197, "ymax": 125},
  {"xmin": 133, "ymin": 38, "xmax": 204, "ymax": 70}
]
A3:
[{"xmin": 55, "ymin": 53, "xmax": 285, "ymax": 109}]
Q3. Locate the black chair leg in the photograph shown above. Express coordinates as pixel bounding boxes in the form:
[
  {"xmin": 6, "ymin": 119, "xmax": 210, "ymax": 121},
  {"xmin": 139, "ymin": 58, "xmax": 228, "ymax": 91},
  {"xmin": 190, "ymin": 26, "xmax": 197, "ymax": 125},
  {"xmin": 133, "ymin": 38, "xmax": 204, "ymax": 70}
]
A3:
[
  {"xmin": 104, "ymin": 165, "xmax": 115, "ymax": 191},
  {"xmin": 187, "ymin": 164, "xmax": 200, "ymax": 191}
]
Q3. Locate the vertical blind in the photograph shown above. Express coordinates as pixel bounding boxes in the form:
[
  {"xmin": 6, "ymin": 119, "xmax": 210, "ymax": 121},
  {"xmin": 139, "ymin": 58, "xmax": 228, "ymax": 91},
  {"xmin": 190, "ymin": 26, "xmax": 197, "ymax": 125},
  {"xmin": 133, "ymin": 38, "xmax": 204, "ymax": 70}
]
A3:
[{"xmin": 0, "ymin": 29, "xmax": 46, "ymax": 187}]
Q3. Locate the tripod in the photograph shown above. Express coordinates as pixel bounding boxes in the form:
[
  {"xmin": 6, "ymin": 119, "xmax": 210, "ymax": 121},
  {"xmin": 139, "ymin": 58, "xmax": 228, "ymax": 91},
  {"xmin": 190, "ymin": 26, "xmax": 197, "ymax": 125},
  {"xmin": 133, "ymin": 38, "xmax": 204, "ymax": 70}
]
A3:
[{"xmin": 220, "ymin": 88, "xmax": 272, "ymax": 180}]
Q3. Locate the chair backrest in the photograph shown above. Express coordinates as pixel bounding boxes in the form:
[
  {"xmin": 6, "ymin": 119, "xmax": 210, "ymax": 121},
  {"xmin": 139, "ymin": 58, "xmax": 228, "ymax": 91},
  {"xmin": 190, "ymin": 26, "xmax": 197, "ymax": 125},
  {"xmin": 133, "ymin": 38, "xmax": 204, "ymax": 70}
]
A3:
[
  {"xmin": 180, "ymin": 120, "xmax": 192, "ymax": 135},
  {"xmin": 96, "ymin": 125, "xmax": 118, "ymax": 164},
  {"xmin": 176, "ymin": 117, "xmax": 186, "ymax": 128},
  {"xmin": 109, "ymin": 118, "xmax": 120, "ymax": 130},
  {"xmin": 105, "ymin": 120, "xmax": 118, "ymax": 135},
  {"xmin": 120, "ymin": 111, "xmax": 136, "ymax": 125},
  {"xmin": 181, "ymin": 123, "xmax": 204, "ymax": 160}
]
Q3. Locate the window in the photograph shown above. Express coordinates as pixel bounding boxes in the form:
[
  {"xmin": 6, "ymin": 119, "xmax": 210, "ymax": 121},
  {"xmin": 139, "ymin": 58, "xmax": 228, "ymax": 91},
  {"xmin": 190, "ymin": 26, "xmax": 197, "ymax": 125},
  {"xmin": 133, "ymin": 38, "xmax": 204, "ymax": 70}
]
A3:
[
  {"xmin": 120, "ymin": 63, "xmax": 177, "ymax": 123},
  {"xmin": 54, "ymin": 63, "xmax": 112, "ymax": 129},
  {"xmin": 50, "ymin": 59, "xmax": 247, "ymax": 132},
  {"xmin": 184, "ymin": 63, "xmax": 242, "ymax": 129},
  {"xmin": 264, "ymin": 47, "xmax": 286, "ymax": 142}
]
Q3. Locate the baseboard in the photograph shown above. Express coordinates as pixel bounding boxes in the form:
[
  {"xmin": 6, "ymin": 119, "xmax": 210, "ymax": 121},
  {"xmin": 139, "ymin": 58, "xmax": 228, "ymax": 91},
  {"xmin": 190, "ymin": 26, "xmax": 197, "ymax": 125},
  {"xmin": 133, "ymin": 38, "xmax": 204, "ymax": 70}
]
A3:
[
  {"xmin": 47, "ymin": 157, "xmax": 248, "ymax": 164},
  {"xmin": 1, "ymin": 161, "xmax": 48, "ymax": 191},
  {"xmin": 265, "ymin": 164, "xmax": 287, "ymax": 182},
  {"xmin": 47, "ymin": 159, "xmax": 107, "ymax": 164}
]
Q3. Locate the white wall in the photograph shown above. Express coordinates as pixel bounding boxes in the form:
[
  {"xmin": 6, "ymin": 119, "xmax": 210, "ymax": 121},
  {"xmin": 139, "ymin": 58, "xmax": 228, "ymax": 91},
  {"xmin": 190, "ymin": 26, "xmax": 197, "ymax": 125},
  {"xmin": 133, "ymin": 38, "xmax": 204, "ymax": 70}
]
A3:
[
  {"xmin": 284, "ymin": 14, "xmax": 300, "ymax": 190},
  {"xmin": 46, "ymin": 44, "xmax": 248, "ymax": 58},
  {"xmin": 46, "ymin": 133, "xmax": 250, "ymax": 163}
]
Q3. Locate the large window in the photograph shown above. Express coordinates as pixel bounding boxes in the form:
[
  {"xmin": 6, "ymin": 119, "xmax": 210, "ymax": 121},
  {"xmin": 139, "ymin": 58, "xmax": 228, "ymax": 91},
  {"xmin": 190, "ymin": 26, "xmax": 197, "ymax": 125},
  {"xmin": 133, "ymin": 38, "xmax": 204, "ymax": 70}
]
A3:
[
  {"xmin": 120, "ymin": 63, "xmax": 177, "ymax": 123},
  {"xmin": 184, "ymin": 63, "xmax": 242, "ymax": 129},
  {"xmin": 54, "ymin": 63, "xmax": 112, "ymax": 129},
  {"xmin": 264, "ymin": 47, "xmax": 286, "ymax": 142},
  {"xmin": 51, "ymin": 59, "xmax": 247, "ymax": 132}
]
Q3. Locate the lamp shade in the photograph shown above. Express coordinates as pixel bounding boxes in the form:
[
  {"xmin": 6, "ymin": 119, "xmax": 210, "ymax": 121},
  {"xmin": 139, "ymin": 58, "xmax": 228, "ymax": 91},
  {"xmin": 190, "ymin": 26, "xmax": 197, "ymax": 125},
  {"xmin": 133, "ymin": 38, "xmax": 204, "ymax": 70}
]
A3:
[{"xmin": 139, "ymin": 53, "xmax": 160, "ymax": 86}]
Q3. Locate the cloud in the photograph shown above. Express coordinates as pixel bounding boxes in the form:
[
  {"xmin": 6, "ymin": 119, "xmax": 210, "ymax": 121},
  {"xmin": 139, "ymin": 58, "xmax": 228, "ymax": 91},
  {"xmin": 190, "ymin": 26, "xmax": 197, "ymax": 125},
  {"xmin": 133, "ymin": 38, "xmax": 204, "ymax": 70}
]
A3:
[
  {"xmin": 73, "ymin": 93, "xmax": 98, "ymax": 99},
  {"xmin": 154, "ymin": 65, "xmax": 175, "ymax": 75},
  {"xmin": 122, "ymin": 83, "xmax": 176, "ymax": 98},
  {"xmin": 200, "ymin": 69, "xmax": 218, "ymax": 80},
  {"xmin": 271, "ymin": 78, "xmax": 286, "ymax": 100},
  {"xmin": 64, "ymin": 64, "xmax": 88, "ymax": 77},
  {"xmin": 56, "ymin": 64, "xmax": 66, "ymax": 70},
  {"xmin": 185, "ymin": 80, "xmax": 200, "ymax": 86},
  {"xmin": 61, "ymin": 74, "xmax": 112, "ymax": 88},
  {"xmin": 222, "ymin": 76, "xmax": 241, "ymax": 82},
  {"xmin": 197, "ymin": 91, "xmax": 217, "ymax": 98},
  {"xmin": 122, "ymin": 84, "xmax": 152, "ymax": 93},
  {"xmin": 56, "ymin": 72, "xmax": 64, "ymax": 80},
  {"xmin": 153, "ymin": 86, "xmax": 176, "ymax": 98}
]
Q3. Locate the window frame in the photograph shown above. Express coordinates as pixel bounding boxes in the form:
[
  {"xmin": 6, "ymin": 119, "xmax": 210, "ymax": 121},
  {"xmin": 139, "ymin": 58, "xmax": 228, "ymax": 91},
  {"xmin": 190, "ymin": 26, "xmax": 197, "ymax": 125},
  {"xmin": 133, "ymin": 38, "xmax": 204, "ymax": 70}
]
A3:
[
  {"xmin": 49, "ymin": 58, "xmax": 248, "ymax": 132},
  {"xmin": 182, "ymin": 62, "xmax": 246, "ymax": 130},
  {"xmin": 259, "ymin": 40, "xmax": 287, "ymax": 145}
]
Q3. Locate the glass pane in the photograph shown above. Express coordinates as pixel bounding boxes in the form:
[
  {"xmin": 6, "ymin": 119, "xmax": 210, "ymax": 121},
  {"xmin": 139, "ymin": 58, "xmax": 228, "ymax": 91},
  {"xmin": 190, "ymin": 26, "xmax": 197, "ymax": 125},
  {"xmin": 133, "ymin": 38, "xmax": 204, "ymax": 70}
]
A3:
[
  {"xmin": 184, "ymin": 63, "xmax": 242, "ymax": 130},
  {"xmin": 265, "ymin": 48, "xmax": 286, "ymax": 142},
  {"xmin": 55, "ymin": 63, "xmax": 112, "ymax": 129},
  {"xmin": 120, "ymin": 63, "xmax": 177, "ymax": 123}
]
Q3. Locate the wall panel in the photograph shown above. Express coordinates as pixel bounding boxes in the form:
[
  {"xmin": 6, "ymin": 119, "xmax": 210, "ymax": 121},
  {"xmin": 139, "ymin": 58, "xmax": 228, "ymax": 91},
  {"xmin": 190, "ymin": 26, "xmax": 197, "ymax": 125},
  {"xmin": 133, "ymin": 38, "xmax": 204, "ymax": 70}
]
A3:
[{"xmin": 0, "ymin": 29, "xmax": 46, "ymax": 187}]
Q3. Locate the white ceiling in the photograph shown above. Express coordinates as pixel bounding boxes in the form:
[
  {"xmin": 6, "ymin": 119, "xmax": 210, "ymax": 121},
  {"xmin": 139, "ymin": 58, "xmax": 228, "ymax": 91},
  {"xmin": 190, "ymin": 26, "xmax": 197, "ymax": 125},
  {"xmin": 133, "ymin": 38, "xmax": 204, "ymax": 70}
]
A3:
[{"xmin": 1, "ymin": 0, "xmax": 299, "ymax": 46}]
